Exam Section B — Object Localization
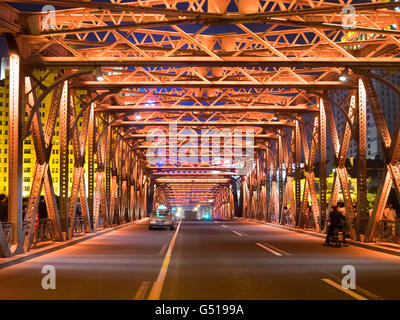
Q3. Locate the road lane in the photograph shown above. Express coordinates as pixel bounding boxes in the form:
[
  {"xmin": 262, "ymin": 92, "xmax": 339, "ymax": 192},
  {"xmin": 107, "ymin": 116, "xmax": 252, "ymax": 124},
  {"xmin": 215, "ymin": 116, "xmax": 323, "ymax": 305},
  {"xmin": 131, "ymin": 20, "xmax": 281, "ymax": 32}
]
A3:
[
  {"xmin": 148, "ymin": 219, "xmax": 182, "ymax": 300},
  {"xmin": 223, "ymin": 220, "xmax": 400, "ymax": 299},
  {"xmin": 0, "ymin": 220, "xmax": 174, "ymax": 299},
  {"xmin": 1, "ymin": 218, "xmax": 399, "ymax": 300},
  {"xmin": 161, "ymin": 220, "xmax": 356, "ymax": 299}
]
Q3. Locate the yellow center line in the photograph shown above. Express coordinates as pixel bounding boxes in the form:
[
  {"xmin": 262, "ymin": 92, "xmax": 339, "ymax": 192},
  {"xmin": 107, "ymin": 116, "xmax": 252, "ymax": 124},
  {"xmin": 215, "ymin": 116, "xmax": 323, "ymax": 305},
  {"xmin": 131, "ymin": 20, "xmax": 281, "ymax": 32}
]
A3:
[{"xmin": 148, "ymin": 219, "xmax": 182, "ymax": 300}]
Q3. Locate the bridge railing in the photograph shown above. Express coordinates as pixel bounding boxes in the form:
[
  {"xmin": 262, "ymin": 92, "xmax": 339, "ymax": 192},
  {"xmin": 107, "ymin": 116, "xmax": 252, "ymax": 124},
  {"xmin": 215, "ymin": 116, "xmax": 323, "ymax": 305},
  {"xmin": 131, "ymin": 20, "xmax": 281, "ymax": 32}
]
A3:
[
  {"xmin": 73, "ymin": 216, "xmax": 86, "ymax": 235},
  {"xmin": 97, "ymin": 214, "xmax": 107, "ymax": 229},
  {"xmin": 0, "ymin": 222, "xmax": 13, "ymax": 243},
  {"xmin": 376, "ymin": 220, "xmax": 400, "ymax": 243},
  {"xmin": 32, "ymin": 219, "xmax": 56, "ymax": 246}
]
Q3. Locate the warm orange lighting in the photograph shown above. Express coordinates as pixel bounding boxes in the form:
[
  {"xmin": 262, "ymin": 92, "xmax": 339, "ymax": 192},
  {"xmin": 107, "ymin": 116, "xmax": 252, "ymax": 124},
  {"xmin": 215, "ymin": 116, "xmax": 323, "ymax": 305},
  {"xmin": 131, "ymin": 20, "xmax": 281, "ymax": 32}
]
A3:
[{"xmin": 156, "ymin": 178, "xmax": 230, "ymax": 183}]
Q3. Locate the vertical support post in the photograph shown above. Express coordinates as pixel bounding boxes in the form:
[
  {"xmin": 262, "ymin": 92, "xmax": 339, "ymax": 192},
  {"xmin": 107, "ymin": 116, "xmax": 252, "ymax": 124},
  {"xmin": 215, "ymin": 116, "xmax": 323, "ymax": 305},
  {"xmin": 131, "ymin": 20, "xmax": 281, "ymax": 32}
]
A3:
[
  {"xmin": 242, "ymin": 177, "xmax": 247, "ymax": 218},
  {"xmin": 319, "ymin": 98, "xmax": 327, "ymax": 230},
  {"xmin": 117, "ymin": 139, "xmax": 123, "ymax": 223},
  {"xmin": 357, "ymin": 79, "xmax": 368, "ymax": 238},
  {"xmin": 278, "ymin": 132, "xmax": 284, "ymax": 224},
  {"xmin": 105, "ymin": 117, "xmax": 112, "ymax": 222},
  {"xmin": 8, "ymin": 54, "xmax": 23, "ymax": 249},
  {"xmin": 255, "ymin": 150, "xmax": 260, "ymax": 220},
  {"xmin": 87, "ymin": 103, "xmax": 95, "ymax": 229},
  {"xmin": 294, "ymin": 120, "xmax": 301, "ymax": 226},
  {"xmin": 59, "ymin": 81, "xmax": 69, "ymax": 236},
  {"xmin": 265, "ymin": 148, "xmax": 271, "ymax": 221},
  {"xmin": 248, "ymin": 167, "xmax": 253, "ymax": 219},
  {"xmin": 100, "ymin": 126, "xmax": 109, "ymax": 227},
  {"xmin": 322, "ymin": 96, "xmax": 340, "ymax": 232},
  {"xmin": 270, "ymin": 142, "xmax": 278, "ymax": 222},
  {"xmin": 286, "ymin": 129, "xmax": 296, "ymax": 224}
]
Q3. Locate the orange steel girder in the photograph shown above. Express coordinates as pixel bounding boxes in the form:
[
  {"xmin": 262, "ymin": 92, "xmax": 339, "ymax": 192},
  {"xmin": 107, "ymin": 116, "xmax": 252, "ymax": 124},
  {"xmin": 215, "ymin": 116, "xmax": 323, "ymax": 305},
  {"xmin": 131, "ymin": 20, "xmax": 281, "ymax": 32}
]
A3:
[{"xmin": 3, "ymin": 1, "xmax": 400, "ymax": 257}]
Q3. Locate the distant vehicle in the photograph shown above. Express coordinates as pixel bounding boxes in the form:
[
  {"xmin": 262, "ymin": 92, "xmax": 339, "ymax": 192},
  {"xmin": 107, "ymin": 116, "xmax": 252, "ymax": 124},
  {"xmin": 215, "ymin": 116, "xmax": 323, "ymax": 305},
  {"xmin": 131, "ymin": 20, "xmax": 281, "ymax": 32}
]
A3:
[
  {"xmin": 149, "ymin": 209, "xmax": 175, "ymax": 230},
  {"xmin": 184, "ymin": 210, "xmax": 198, "ymax": 220},
  {"xmin": 201, "ymin": 212, "xmax": 212, "ymax": 220}
]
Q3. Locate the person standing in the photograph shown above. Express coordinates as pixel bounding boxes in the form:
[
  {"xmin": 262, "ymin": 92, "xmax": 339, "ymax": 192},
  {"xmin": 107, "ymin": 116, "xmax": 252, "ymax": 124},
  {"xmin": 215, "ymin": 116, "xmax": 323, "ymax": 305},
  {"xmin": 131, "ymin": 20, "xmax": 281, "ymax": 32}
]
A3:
[
  {"xmin": 338, "ymin": 202, "xmax": 346, "ymax": 216},
  {"xmin": 38, "ymin": 196, "xmax": 48, "ymax": 220},
  {"xmin": 22, "ymin": 197, "xmax": 28, "ymax": 221},
  {"xmin": 384, "ymin": 203, "xmax": 397, "ymax": 221},
  {"xmin": 0, "ymin": 194, "xmax": 8, "ymax": 222},
  {"xmin": 384, "ymin": 203, "xmax": 396, "ymax": 238},
  {"xmin": 282, "ymin": 206, "xmax": 289, "ymax": 225}
]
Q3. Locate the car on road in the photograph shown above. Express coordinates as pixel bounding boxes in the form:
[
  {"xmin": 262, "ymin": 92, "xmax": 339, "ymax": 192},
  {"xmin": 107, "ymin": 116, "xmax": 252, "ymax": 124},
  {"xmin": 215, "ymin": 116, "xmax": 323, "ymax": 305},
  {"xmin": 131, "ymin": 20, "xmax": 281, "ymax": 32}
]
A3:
[{"xmin": 149, "ymin": 209, "xmax": 175, "ymax": 230}]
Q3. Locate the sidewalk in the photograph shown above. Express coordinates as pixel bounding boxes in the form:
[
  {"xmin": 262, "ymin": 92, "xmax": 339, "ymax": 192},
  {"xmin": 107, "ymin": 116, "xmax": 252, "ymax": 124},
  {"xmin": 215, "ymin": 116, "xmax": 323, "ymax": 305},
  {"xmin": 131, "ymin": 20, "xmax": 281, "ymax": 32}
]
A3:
[
  {"xmin": 0, "ymin": 218, "xmax": 148, "ymax": 269},
  {"xmin": 236, "ymin": 217, "xmax": 400, "ymax": 257}
]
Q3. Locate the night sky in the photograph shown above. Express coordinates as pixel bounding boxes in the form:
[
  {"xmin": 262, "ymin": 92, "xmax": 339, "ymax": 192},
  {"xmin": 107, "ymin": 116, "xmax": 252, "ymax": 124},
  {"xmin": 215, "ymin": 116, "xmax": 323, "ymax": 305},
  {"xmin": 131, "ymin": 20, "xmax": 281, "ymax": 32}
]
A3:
[{"xmin": 0, "ymin": 36, "xmax": 7, "ymax": 69}]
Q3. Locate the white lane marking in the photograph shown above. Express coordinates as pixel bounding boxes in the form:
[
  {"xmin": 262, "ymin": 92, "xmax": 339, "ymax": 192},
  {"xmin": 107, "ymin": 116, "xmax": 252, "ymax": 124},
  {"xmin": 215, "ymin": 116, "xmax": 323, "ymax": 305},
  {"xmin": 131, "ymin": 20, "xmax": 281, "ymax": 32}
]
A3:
[
  {"xmin": 242, "ymin": 219, "xmax": 400, "ymax": 259},
  {"xmin": 262, "ymin": 242, "xmax": 290, "ymax": 255},
  {"xmin": 134, "ymin": 281, "xmax": 150, "ymax": 300},
  {"xmin": 158, "ymin": 243, "xmax": 168, "ymax": 256},
  {"xmin": 321, "ymin": 278, "xmax": 368, "ymax": 300},
  {"xmin": 148, "ymin": 219, "xmax": 182, "ymax": 300},
  {"xmin": 232, "ymin": 230, "xmax": 243, "ymax": 236},
  {"xmin": 236, "ymin": 230, "xmax": 248, "ymax": 236},
  {"xmin": 256, "ymin": 242, "xmax": 282, "ymax": 256},
  {"xmin": 322, "ymin": 271, "xmax": 383, "ymax": 300},
  {"xmin": 221, "ymin": 225, "xmax": 227, "ymax": 228}
]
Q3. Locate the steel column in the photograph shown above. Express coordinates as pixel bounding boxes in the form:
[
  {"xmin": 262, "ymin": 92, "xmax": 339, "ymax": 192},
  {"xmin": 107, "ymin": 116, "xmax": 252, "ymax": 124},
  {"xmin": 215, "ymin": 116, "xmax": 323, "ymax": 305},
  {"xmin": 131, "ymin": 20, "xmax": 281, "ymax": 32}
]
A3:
[
  {"xmin": 294, "ymin": 120, "xmax": 301, "ymax": 226},
  {"xmin": 356, "ymin": 79, "xmax": 368, "ymax": 238},
  {"xmin": 87, "ymin": 103, "xmax": 95, "ymax": 229},
  {"xmin": 8, "ymin": 54, "xmax": 22, "ymax": 251},
  {"xmin": 319, "ymin": 98, "xmax": 327, "ymax": 229},
  {"xmin": 59, "ymin": 81, "xmax": 69, "ymax": 236}
]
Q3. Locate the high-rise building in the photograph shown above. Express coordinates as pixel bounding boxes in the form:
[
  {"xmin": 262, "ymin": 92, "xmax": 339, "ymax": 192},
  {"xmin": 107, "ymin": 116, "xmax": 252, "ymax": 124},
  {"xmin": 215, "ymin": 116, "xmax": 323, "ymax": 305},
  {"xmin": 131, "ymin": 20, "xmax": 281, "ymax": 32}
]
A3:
[
  {"xmin": 0, "ymin": 69, "xmax": 84, "ymax": 198},
  {"xmin": 328, "ymin": 71, "xmax": 400, "ymax": 164}
]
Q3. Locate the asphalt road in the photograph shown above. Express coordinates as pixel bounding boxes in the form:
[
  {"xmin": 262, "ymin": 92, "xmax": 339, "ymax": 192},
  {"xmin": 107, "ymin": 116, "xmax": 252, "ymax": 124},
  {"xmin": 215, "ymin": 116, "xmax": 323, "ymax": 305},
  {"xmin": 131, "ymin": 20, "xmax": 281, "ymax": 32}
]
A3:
[{"xmin": 0, "ymin": 219, "xmax": 399, "ymax": 300}]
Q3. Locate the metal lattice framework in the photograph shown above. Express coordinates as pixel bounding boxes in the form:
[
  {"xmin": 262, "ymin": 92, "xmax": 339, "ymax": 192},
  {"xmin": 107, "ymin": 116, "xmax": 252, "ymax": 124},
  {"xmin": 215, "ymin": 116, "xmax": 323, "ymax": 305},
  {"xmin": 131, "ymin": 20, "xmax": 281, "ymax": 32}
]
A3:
[{"xmin": 1, "ymin": 0, "xmax": 400, "ymax": 257}]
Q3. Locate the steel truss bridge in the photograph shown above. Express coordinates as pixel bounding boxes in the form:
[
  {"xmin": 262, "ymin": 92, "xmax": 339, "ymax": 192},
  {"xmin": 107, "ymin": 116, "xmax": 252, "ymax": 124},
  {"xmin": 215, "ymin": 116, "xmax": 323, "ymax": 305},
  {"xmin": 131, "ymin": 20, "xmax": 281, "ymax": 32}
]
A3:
[{"xmin": 0, "ymin": 0, "xmax": 399, "ymax": 257}]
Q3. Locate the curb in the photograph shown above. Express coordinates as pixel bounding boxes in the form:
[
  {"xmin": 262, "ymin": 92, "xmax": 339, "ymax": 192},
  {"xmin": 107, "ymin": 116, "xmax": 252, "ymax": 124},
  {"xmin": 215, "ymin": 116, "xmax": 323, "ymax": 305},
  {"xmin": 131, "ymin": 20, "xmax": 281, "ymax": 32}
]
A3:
[
  {"xmin": 236, "ymin": 217, "xmax": 400, "ymax": 258},
  {"xmin": 0, "ymin": 218, "xmax": 148, "ymax": 270}
]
